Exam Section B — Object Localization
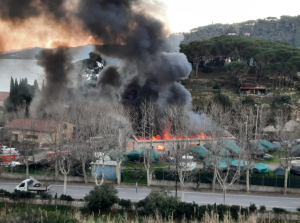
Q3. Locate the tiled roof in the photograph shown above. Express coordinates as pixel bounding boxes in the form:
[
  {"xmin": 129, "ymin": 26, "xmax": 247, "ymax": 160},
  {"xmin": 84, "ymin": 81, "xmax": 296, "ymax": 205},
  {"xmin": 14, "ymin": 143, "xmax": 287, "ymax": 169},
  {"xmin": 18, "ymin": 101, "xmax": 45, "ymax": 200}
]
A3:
[
  {"xmin": 0, "ymin": 92, "xmax": 9, "ymax": 101},
  {"xmin": 5, "ymin": 119, "xmax": 63, "ymax": 132}
]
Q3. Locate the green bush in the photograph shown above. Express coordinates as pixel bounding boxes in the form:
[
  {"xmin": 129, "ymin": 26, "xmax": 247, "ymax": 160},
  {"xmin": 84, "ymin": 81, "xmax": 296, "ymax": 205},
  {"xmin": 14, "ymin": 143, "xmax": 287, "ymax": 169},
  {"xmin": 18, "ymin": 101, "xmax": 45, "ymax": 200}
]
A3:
[
  {"xmin": 84, "ymin": 184, "xmax": 118, "ymax": 212},
  {"xmin": 249, "ymin": 203, "xmax": 257, "ymax": 213},
  {"xmin": 202, "ymin": 67, "xmax": 213, "ymax": 73},
  {"xmin": 40, "ymin": 193, "xmax": 52, "ymax": 200},
  {"xmin": 10, "ymin": 191, "xmax": 36, "ymax": 201},
  {"xmin": 260, "ymin": 205, "xmax": 266, "ymax": 212},
  {"xmin": 142, "ymin": 189, "xmax": 179, "ymax": 217},
  {"xmin": 0, "ymin": 189, "xmax": 11, "ymax": 197},
  {"xmin": 136, "ymin": 199, "xmax": 146, "ymax": 209},
  {"xmin": 119, "ymin": 199, "xmax": 132, "ymax": 210},
  {"xmin": 60, "ymin": 194, "xmax": 74, "ymax": 202},
  {"xmin": 272, "ymin": 207, "xmax": 288, "ymax": 214},
  {"xmin": 212, "ymin": 83, "xmax": 220, "ymax": 89}
]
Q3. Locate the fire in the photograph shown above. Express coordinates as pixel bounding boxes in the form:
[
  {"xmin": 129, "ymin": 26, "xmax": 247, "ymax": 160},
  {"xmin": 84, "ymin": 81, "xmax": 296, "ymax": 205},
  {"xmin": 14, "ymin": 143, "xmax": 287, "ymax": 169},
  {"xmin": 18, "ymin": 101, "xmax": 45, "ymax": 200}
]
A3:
[
  {"xmin": 157, "ymin": 145, "xmax": 165, "ymax": 151},
  {"xmin": 137, "ymin": 130, "xmax": 210, "ymax": 141}
]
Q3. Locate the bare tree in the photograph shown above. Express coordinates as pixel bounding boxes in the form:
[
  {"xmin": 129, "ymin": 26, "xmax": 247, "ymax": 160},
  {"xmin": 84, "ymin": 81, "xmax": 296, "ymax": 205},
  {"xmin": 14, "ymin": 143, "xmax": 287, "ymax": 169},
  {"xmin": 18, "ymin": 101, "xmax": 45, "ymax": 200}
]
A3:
[
  {"xmin": 160, "ymin": 104, "xmax": 196, "ymax": 201},
  {"xmin": 275, "ymin": 108, "xmax": 294, "ymax": 195},
  {"xmin": 89, "ymin": 103, "xmax": 130, "ymax": 186},
  {"xmin": 58, "ymin": 155, "xmax": 71, "ymax": 195},
  {"xmin": 139, "ymin": 100, "xmax": 158, "ymax": 187}
]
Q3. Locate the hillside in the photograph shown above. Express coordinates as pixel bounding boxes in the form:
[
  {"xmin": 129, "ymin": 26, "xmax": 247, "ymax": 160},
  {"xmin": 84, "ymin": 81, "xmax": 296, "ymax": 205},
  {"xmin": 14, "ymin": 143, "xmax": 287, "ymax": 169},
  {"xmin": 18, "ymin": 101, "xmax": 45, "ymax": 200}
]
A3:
[
  {"xmin": 183, "ymin": 15, "xmax": 300, "ymax": 47},
  {"xmin": 0, "ymin": 45, "xmax": 95, "ymax": 61}
]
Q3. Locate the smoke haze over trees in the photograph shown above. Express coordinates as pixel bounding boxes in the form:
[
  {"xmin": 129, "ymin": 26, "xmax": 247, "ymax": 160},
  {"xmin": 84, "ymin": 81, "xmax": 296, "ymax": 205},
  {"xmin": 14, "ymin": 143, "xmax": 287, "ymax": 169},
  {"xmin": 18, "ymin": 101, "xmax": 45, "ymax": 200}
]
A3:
[{"xmin": 183, "ymin": 15, "xmax": 300, "ymax": 48}]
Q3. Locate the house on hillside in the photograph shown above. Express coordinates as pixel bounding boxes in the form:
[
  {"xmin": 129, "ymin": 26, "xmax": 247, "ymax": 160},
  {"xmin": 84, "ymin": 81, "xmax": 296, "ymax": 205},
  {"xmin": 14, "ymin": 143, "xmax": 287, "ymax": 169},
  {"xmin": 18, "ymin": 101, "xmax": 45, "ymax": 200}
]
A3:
[
  {"xmin": 240, "ymin": 83, "xmax": 266, "ymax": 96},
  {"xmin": 5, "ymin": 119, "xmax": 75, "ymax": 146}
]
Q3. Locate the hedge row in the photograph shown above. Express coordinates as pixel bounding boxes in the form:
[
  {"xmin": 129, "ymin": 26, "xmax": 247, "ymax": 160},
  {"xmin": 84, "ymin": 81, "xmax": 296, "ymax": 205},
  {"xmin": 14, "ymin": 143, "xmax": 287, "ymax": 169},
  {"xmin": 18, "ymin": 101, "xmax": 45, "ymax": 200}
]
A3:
[{"xmin": 154, "ymin": 170, "xmax": 300, "ymax": 188}]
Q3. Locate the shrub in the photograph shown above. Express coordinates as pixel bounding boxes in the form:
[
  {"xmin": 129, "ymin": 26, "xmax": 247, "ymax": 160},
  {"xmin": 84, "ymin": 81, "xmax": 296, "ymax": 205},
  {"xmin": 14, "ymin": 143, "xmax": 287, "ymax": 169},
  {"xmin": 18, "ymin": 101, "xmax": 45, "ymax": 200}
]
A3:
[
  {"xmin": 142, "ymin": 189, "xmax": 179, "ymax": 217},
  {"xmin": 272, "ymin": 207, "xmax": 288, "ymax": 214},
  {"xmin": 174, "ymin": 201, "xmax": 197, "ymax": 219},
  {"xmin": 259, "ymin": 205, "xmax": 266, "ymax": 212},
  {"xmin": 84, "ymin": 184, "xmax": 118, "ymax": 212},
  {"xmin": 136, "ymin": 199, "xmax": 146, "ymax": 209},
  {"xmin": 0, "ymin": 189, "xmax": 11, "ymax": 197},
  {"xmin": 249, "ymin": 203, "xmax": 257, "ymax": 213},
  {"xmin": 40, "ymin": 193, "xmax": 52, "ymax": 200},
  {"xmin": 241, "ymin": 96, "xmax": 255, "ymax": 106},
  {"xmin": 202, "ymin": 67, "xmax": 213, "ymax": 73},
  {"xmin": 212, "ymin": 83, "xmax": 221, "ymax": 89},
  {"xmin": 297, "ymin": 207, "xmax": 300, "ymax": 212},
  {"xmin": 119, "ymin": 199, "xmax": 132, "ymax": 210},
  {"xmin": 60, "ymin": 194, "xmax": 74, "ymax": 202}
]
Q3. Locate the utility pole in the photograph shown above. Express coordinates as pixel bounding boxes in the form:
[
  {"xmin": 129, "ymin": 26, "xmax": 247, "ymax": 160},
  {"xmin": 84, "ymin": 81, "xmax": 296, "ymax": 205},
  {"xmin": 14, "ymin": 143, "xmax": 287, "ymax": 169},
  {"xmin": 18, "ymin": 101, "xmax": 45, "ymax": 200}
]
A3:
[{"xmin": 255, "ymin": 105, "xmax": 259, "ymax": 140}]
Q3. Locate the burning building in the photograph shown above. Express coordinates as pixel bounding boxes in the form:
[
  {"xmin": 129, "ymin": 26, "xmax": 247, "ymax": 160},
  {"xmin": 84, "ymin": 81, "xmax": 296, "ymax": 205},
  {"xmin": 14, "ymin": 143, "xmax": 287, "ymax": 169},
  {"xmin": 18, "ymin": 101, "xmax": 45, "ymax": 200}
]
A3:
[{"xmin": 129, "ymin": 130, "xmax": 235, "ymax": 154}]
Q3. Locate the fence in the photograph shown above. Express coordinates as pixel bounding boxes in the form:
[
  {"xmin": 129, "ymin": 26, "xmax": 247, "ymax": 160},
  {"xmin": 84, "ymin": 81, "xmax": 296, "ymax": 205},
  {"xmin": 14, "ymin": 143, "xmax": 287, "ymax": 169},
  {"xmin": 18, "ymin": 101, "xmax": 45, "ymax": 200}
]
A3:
[{"xmin": 154, "ymin": 170, "xmax": 300, "ymax": 189}]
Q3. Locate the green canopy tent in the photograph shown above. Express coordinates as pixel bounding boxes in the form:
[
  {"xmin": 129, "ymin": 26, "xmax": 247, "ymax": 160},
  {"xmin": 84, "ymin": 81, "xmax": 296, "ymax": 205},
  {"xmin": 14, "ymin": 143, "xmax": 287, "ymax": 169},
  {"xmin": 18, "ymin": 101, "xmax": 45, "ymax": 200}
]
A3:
[
  {"xmin": 252, "ymin": 142, "xmax": 268, "ymax": 153},
  {"xmin": 189, "ymin": 145, "xmax": 208, "ymax": 158},
  {"xmin": 258, "ymin": 140, "xmax": 277, "ymax": 152},
  {"xmin": 253, "ymin": 163, "xmax": 270, "ymax": 174},
  {"xmin": 218, "ymin": 140, "xmax": 240, "ymax": 155},
  {"xmin": 138, "ymin": 147, "xmax": 159, "ymax": 161},
  {"xmin": 230, "ymin": 159, "xmax": 248, "ymax": 168},
  {"xmin": 204, "ymin": 155, "xmax": 228, "ymax": 170},
  {"xmin": 124, "ymin": 150, "xmax": 142, "ymax": 161},
  {"xmin": 203, "ymin": 143, "xmax": 231, "ymax": 156}
]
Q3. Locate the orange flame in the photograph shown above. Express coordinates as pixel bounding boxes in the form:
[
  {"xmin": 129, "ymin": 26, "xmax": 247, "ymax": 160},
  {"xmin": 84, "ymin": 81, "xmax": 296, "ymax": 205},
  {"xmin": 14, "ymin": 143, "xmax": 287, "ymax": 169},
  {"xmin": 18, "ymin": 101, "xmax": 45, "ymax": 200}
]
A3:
[
  {"xmin": 157, "ymin": 145, "xmax": 165, "ymax": 151},
  {"xmin": 137, "ymin": 126, "xmax": 211, "ymax": 141}
]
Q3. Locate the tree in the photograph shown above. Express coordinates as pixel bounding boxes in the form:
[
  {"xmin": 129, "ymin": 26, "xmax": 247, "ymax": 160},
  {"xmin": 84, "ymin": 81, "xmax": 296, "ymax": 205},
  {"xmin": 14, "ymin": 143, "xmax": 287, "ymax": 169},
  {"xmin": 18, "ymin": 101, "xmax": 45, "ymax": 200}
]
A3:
[
  {"xmin": 225, "ymin": 61, "xmax": 250, "ymax": 85},
  {"xmin": 84, "ymin": 184, "xmax": 118, "ymax": 212},
  {"xmin": 274, "ymin": 109, "xmax": 294, "ymax": 195},
  {"xmin": 180, "ymin": 40, "xmax": 213, "ymax": 77},
  {"xmin": 58, "ymin": 155, "xmax": 71, "ymax": 195},
  {"xmin": 161, "ymin": 104, "xmax": 196, "ymax": 201},
  {"xmin": 139, "ymin": 99, "xmax": 157, "ymax": 187}
]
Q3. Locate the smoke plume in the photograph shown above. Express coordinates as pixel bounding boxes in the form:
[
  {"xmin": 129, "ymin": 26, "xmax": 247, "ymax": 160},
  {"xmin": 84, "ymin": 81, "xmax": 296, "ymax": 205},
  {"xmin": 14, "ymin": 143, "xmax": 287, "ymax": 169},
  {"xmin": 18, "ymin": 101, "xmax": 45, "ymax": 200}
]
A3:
[
  {"xmin": 1, "ymin": 0, "xmax": 198, "ymax": 133},
  {"xmin": 36, "ymin": 47, "xmax": 73, "ymax": 104}
]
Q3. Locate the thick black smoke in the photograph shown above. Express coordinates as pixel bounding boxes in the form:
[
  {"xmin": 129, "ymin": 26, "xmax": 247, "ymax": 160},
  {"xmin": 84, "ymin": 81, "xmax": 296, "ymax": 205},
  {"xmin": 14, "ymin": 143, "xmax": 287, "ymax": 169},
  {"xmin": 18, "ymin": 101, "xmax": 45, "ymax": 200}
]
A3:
[
  {"xmin": 0, "ymin": 0, "xmax": 67, "ymax": 24},
  {"xmin": 36, "ymin": 47, "xmax": 73, "ymax": 103},
  {"xmin": 1, "ymin": 0, "xmax": 194, "ymax": 132},
  {"xmin": 76, "ymin": 0, "xmax": 192, "ymax": 110}
]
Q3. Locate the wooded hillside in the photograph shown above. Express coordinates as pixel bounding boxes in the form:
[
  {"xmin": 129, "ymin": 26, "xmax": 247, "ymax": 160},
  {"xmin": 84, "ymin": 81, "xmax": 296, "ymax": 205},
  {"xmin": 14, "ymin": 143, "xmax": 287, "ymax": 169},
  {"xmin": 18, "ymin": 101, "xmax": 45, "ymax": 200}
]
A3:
[{"xmin": 183, "ymin": 15, "xmax": 300, "ymax": 48}]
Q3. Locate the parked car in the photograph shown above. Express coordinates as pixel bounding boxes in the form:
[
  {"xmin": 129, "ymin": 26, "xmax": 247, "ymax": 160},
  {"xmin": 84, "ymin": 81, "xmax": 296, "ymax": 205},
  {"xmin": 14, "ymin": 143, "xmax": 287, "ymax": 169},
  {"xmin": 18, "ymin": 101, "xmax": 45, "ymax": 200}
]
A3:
[
  {"xmin": 166, "ymin": 157, "xmax": 175, "ymax": 162},
  {"xmin": 263, "ymin": 154, "xmax": 273, "ymax": 159},
  {"xmin": 290, "ymin": 166, "xmax": 300, "ymax": 176}
]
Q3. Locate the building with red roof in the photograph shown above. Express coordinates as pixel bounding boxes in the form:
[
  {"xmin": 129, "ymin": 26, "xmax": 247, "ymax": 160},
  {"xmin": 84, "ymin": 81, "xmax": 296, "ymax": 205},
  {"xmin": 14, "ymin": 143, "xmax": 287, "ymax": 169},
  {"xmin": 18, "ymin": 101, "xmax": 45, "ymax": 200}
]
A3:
[
  {"xmin": 0, "ymin": 92, "xmax": 9, "ymax": 107},
  {"xmin": 5, "ymin": 119, "xmax": 75, "ymax": 145}
]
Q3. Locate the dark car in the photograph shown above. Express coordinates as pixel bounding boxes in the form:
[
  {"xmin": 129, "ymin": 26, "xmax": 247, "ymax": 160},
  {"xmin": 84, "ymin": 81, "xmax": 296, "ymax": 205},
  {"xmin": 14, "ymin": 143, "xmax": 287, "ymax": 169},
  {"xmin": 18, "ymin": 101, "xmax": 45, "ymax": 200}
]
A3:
[{"xmin": 290, "ymin": 166, "xmax": 300, "ymax": 176}]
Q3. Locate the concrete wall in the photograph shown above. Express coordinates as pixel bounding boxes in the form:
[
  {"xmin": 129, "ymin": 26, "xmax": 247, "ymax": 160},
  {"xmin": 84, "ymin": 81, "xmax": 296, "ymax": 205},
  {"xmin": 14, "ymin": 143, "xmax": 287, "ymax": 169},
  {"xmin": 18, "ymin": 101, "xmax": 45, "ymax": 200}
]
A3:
[
  {"xmin": 0, "ymin": 173, "xmax": 117, "ymax": 184},
  {"xmin": 151, "ymin": 179, "xmax": 300, "ymax": 194}
]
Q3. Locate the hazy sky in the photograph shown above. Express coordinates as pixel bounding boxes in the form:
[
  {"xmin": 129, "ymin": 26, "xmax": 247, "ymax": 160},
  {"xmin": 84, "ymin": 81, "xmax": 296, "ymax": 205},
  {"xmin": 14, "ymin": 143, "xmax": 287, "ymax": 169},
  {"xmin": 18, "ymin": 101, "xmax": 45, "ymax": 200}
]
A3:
[{"xmin": 162, "ymin": 0, "xmax": 300, "ymax": 33}]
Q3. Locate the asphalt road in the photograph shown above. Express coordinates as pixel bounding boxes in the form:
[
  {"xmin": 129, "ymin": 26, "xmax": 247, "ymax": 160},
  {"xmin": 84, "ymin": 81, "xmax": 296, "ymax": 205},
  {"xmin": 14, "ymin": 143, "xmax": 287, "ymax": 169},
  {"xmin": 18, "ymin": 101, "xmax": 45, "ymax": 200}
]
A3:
[{"xmin": 0, "ymin": 183, "xmax": 299, "ymax": 211}]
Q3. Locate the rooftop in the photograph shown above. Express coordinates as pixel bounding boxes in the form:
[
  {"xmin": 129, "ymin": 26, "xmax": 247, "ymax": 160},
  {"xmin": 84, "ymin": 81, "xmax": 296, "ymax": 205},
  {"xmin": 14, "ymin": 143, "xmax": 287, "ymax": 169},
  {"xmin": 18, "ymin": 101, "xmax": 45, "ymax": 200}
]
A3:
[
  {"xmin": 0, "ymin": 92, "xmax": 9, "ymax": 101},
  {"xmin": 5, "ymin": 119, "xmax": 64, "ymax": 132}
]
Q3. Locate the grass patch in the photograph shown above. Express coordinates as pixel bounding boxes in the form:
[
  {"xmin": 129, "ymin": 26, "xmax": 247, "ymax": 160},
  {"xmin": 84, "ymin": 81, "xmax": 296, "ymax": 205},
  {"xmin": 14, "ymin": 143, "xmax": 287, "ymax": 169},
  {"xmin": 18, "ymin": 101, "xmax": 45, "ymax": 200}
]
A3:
[
  {"xmin": 255, "ymin": 150, "xmax": 287, "ymax": 164},
  {"xmin": 121, "ymin": 169, "xmax": 147, "ymax": 184}
]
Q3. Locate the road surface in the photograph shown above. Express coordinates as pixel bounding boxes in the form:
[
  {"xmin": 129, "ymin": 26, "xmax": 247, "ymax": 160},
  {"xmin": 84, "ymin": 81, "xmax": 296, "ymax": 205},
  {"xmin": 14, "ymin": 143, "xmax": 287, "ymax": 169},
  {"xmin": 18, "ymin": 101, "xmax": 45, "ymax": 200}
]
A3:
[{"xmin": 0, "ymin": 182, "xmax": 299, "ymax": 211}]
